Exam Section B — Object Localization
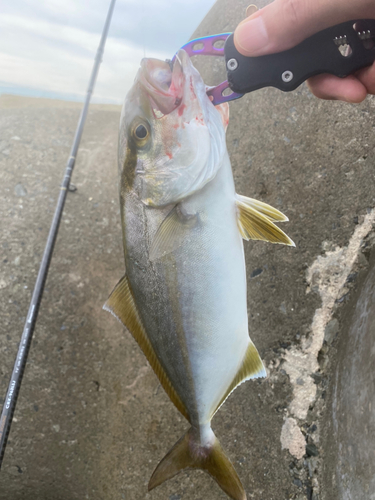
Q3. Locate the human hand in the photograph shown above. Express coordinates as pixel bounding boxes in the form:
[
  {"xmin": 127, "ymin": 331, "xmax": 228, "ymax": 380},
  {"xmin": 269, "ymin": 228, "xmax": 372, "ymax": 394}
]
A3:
[{"xmin": 234, "ymin": 0, "xmax": 375, "ymax": 102}]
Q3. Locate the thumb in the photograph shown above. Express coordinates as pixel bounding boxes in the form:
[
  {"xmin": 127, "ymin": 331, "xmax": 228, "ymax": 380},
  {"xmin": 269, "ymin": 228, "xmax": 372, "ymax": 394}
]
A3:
[{"xmin": 234, "ymin": 0, "xmax": 375, "ymax": 57}]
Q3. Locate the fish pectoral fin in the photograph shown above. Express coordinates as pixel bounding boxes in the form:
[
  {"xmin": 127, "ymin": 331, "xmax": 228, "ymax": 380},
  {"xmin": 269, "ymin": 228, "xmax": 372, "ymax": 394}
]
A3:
[
  {"xmin": 149, "ymin": 427, "xmax": 246, "ymax": 500},
  {"xmin": 236, "ymin": 194, "xmax": 289, "ymax": 222},
  {"xmin": 103, "ymin": 275, "xmax": 189, "ymax": 421},
  {"xmin": 236, "ymin": 194, "xmax": 295, "ymax": 246},
  {"xmin": 213, "ymin": 343, "xmax": 267, "ymax": 417},
  {"xmin": 149, "ymin": 204, "xmax": 198, "ymax": 261}
]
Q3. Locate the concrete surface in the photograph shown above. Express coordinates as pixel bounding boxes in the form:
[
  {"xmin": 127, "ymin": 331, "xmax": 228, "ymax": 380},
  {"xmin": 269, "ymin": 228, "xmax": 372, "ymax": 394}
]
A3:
[
  {"xmin": 0, "ymin": 2, "xmax": 375, "ymax": 499},
  {"xmin": 321, "ymin": 250, "xmax": 375, "ymax": 500}
]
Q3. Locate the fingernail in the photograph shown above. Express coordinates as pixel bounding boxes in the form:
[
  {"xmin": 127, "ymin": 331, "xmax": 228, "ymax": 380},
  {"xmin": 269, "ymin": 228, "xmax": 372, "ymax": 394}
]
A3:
[
  {"xmin": 245, "ymin": 4, "xmax": 258, "ymax": 18},
  {"xmin": 234, "ymin": 14, "xmax": 269, "ymax": 56}
]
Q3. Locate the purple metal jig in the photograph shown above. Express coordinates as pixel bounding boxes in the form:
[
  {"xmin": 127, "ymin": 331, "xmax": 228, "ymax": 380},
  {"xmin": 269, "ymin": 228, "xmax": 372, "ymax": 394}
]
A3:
[{"xmin": 175, "ymin": 34, "xmax": 243, "ymax": 106}]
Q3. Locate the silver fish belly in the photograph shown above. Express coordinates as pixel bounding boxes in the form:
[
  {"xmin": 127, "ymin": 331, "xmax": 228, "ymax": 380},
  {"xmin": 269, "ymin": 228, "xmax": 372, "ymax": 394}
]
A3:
[{"xmin": 125, "ymin": 151, "xmax": 256, "ymax": 427}]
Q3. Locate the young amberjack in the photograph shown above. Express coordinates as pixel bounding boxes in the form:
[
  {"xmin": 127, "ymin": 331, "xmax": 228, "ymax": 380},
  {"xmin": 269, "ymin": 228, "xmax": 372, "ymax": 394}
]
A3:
[{"xmin": 104, "ymin": 50, "xmax": 294, "ymax": 500}]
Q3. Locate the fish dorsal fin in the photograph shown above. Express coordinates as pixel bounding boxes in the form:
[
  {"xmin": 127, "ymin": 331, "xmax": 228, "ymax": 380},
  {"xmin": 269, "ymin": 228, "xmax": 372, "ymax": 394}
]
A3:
[
  {"xmin": 213, "ymin": 343, "xmax": 266, "ymax": 417},
  {"xmin": 236, "ymin": 194, "xmax": 295, "ymax": 246},
  {"xmin": 236, "ymin": 194, "xmax": 289, "ymax": 222},
  {"xmin": 149, "ymin": 204, "xmax": 197, "ymax": 261},
  {"xmin": 103, "ymin": 275, "xmax": 189, "ymax": 420}
]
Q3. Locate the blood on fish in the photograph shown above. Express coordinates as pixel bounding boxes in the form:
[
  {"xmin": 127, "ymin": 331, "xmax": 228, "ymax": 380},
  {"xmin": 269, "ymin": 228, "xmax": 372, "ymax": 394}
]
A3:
[
  {"xmin": 195, "ymin": 114, "xmax": 205, "ymax": 125},
  {"xmin": 178, "ymin": 104, "xmax": 186, "ymax": 117}
]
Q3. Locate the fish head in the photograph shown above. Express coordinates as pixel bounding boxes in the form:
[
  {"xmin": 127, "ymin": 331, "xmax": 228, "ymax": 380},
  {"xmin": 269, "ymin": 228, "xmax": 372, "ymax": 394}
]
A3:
[{"xmin": 119, "ymin": 49, "xmax": 229, "ymax": 207}]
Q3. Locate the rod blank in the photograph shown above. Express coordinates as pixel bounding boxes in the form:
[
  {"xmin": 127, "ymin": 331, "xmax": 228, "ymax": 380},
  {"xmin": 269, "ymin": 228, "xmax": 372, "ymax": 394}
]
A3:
[{"xmin": 0, "ymin": 0, "xmax": 117, "ymax": 468}]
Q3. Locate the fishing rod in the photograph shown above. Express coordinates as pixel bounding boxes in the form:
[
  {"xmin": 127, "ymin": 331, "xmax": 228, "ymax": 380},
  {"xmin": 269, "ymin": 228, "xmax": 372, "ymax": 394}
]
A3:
[{"xmin": 0, "ymin": 0, "xmax": 117, "ymax": 469}]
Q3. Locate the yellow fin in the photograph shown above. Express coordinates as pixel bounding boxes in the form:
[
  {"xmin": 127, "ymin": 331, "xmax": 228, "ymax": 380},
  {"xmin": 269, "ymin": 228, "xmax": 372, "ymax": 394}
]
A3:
[
  {"xmin": 149, "ymin": 427, "xmax": 246, "ymax": 500},
  {"xmin": 236, "ymin": 195, "xmax": 295, "ymax": 246},
  {"xmin": 103, "ymin": 275, "xmax": 189, "ymax": 420},
  {"xmin": 236, "ymin": 194, "xmax": 289, "ymax": 222},
  {"xmin": 149, "ymin": 205, "xmax": 197, "ymax": 261},
  {"xmin": 213, "ymin": 343, "xmax": 266, "ymax": 416}
]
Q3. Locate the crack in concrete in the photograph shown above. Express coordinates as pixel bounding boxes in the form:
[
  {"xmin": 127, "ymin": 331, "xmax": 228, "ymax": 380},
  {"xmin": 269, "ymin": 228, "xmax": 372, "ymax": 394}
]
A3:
[{"xmin": 281, "ymin": 209, "xmax": 375, "ymax": 458}]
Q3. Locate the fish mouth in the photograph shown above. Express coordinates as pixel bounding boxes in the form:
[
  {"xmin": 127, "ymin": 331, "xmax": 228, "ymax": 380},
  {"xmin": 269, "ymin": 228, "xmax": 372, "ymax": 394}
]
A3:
[{"xmin": 138, "ymin": 52, "xmax": 185, "ymax": 116}]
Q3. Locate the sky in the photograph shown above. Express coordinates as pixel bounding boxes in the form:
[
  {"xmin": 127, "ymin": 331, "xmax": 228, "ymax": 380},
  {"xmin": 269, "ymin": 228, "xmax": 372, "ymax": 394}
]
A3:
[{"xmin": 0, "ymin": 0, "xmax": 217, "ymax": 104}]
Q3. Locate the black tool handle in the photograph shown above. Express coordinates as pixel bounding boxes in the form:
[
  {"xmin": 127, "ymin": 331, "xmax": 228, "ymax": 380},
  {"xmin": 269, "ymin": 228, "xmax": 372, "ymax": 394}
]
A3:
[{"xmin": 225, "ymin": 19, "xmax": 375, "ymax": 94}]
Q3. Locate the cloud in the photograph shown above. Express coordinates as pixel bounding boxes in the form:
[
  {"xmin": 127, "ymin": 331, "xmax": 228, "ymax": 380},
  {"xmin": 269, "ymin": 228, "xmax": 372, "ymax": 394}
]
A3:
[
  {"xmin": 0, "ymin": 0, "xmax": 217, "ymax": 103},
  {"xmin": 0, "ymin": 12, "xmax": 171, "ymax": 103}
]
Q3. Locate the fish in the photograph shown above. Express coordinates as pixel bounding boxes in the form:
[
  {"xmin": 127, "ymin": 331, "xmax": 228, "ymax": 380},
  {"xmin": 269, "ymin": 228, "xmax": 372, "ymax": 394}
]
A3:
[{"xmin": 104, "ymin": 49, "xmax": 294, "ymax": 500}]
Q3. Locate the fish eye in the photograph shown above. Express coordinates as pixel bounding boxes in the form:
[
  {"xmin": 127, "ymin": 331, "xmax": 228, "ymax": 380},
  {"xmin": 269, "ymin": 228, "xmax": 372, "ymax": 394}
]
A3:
[
  {"xmin": 134, "ymin": 124, "xmax": 148, "ymax": 140},
  {"xmin": 135, "ymin": 124, "xmax": 147, "ymax": 139}
]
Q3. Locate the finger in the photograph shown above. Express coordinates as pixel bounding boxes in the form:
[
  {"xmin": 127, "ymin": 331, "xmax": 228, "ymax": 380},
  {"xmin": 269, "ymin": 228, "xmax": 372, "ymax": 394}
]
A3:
[
  {"xmin": 355, "ymin": 61, "xmax": 375, "ymax": 95},
  {"xmin": 307, "ymin": 74, "xmax": 367, "ymax": 102},
  {"xmin": 234, "ymin": 0, "xmax": 375, "ymax": 57}
]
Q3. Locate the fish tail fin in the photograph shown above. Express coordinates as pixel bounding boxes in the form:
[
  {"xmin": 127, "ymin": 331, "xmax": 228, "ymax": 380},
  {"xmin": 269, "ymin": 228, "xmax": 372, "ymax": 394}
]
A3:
[{"xmin": 148, "ymin": 427, "xmax": 246, "ymax": 500}]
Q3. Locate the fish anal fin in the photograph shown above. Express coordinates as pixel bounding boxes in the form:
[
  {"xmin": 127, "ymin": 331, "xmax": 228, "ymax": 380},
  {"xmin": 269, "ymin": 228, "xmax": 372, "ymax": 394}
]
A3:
[
  {"xmin": 149, "ymin": 427, "xmax": 246, "ymax": 500},
  {"xmin": 213, "ymin": 343, "xmax": 266, "ymax": 416},
  {"xmin": 236, "ymin": 195, "xmax": 295, "ymax": 246},
  {"xmin": 149, "ymin": 204, "xmax": 197, "ymax": 261},
  {"xmin": 103, "ymin": 275, "xmax": 189, "ymax": 420}
]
